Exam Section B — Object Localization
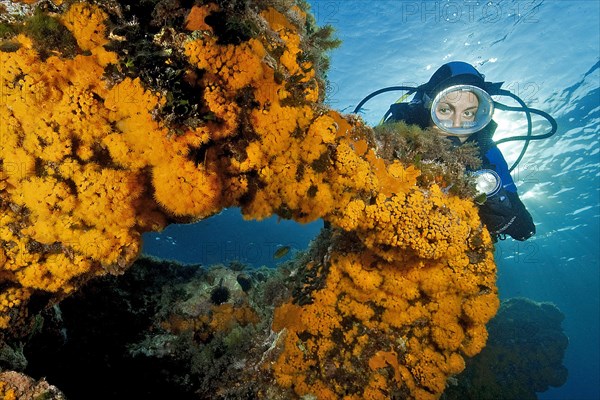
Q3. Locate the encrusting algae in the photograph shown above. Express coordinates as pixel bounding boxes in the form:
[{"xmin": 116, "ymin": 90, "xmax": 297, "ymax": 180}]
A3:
[{"xmin": 0, "ymin": 1, "xmax": 498, "ymax": 398}]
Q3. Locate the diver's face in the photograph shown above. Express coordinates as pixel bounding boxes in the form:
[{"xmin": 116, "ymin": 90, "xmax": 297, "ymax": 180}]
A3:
[{"xmin": 432, "ymin": 91, "xmax": 479, "ymax": 142}]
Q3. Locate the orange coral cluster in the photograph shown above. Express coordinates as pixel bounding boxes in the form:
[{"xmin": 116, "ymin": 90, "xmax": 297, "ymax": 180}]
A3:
[
  {"xmin": 0, "ymin": 380, "xmax": 17, "ymax": 400},
  {"xmin": 182, "ymin": 6, "xmax": 423, "ymax": 223},
  {"xmin": 209, "ymin": 9, "xmax": 419, "ymax": 224},
  {"xmin": 1, "ymin": 4, "xmax": 131, "ymax": 329},
  {"xmin": 1, "ymin": 1, "xmax": 499, "ymax": 398},
  {"xmin": 272, "ymin": 236, "xmax": 497, "ymax": 400},
  {"xmin": 0, "ymin": 3, "xmax": 221, "ymax": 330},
  {"xmin": 161, "ymin": 303, "xmax": 260, "ymax": 342},
  {"xmin": 184, "ymin": 7, "xmax": 349, "ymax": 221},
  {"xmin": 335, "ymin": 184, "xmax": 487, "ymax": 261}
]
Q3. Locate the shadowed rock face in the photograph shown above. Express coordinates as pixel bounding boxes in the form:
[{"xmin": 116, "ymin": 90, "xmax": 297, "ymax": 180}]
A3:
[
  {"xmin": 22, "ymin": 256, "xmax": 296, "ymax": 399},
  {"xmin": 442, "ymin": 297, "xmax": 569, "ymax": 400}
]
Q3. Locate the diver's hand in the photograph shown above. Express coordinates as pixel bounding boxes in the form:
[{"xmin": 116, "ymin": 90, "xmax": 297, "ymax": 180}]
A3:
[
  {"xmin": 477, "ymin": 189, "xmax": 535, "ymax": 241},
  {"xmin": 478, "ymin": 192, "xmax": 515, "ymax": 233}
]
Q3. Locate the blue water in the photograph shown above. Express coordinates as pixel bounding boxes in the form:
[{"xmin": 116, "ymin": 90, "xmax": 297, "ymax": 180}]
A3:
[
  {"xmin": 144, "ymin": 1, "xmax": 600, "ymax": 398},
  {"xmin": 143, "ymin": 208, "xmax": 322, "ymax": 267}
]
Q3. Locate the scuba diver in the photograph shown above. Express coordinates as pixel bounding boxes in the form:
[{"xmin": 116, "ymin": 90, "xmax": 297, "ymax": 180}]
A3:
[{"xmin": 353, "ymin": 61, "xmax": 558, "ymax": 241}]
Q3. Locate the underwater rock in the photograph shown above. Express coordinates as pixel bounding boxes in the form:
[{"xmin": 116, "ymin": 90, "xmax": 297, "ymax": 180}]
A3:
[
  {"xmin": 19, "ymin": 256, "xmax": 568, "ymax": 400},
  {"xmin": 442, "ymin": 297, "xmax": 569, "ymax": 400},
  {"xmin": 21, "ymin": 255, "xmax": 296, "ymax": 399},
  {"xmin": 0, "ymin": 370, "xmax": 66, "ymax": 400},
  {"xmin": 236, "ymin": 273, "xmax": 253, "ymax": 293}
]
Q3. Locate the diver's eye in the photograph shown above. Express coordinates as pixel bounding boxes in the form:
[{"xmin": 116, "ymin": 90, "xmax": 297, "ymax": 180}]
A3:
[
  {"xmin": 437, "ymin": 104, "xmax": 453, "ymax": 116},
  {"xmin": 463, "ymin": 110, "xmax": 476, "ymax": 119}
]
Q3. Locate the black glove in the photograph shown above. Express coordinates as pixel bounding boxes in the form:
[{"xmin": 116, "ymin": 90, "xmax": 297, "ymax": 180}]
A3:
[{"xmin": 478, "ymin": 189, "xmax": 535, "ymax": 241}]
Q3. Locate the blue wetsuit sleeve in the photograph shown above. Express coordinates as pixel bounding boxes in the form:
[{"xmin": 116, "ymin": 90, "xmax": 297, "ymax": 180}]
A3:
[{"xmin": 484, "ymin": 146, "xmax": 517, "ymax": 193}]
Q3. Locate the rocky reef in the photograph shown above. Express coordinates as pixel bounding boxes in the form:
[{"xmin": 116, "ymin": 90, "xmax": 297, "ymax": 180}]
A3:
[
  {"xmin": 0, "ymin": 0, "xmax": 518, "ymax": 398},
  {"xmin": 0, "ymin": 370, "xmax": 65, "ymax": 400},
  {"xmin": 2, "ymin": 255, "xmax": 566, "ymax": 400},
  {"xmin": 442, "ymin": 297, "xmax": 569, "ymax": 400}
]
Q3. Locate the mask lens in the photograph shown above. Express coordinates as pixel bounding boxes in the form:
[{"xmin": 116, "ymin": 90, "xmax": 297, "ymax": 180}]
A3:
[{"xmin": 430, "ymin": 85, "xmax": 494, "ymax": 136}]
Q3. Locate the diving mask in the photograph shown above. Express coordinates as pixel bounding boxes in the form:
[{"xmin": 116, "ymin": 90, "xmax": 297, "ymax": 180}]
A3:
[{"xmin": 430, "ymin": 85, "xmax": 494, "ymax": 136}]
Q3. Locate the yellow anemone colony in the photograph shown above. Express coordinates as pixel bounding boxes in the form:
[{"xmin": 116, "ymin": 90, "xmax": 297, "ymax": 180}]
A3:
[{"xmin": 0, "ymin": 1, "xmax": 498, "ymax": 398}]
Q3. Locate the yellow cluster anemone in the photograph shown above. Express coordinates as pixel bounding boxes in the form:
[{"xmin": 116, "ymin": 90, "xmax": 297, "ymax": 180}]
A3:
[
  {"xmin": 272, "ymin": 237, "xmax": 497, "ymax": 400},
  {"xmin": 161, "ymin": 302, "xmax": 260, "ymax": 343},
  {"xmin": 1, "ymin": 2, "xmax": 499, "ymax": 398},
  {"xmin": 0, "ymin": 3, "xmax": 221, "ymax": 329}
]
